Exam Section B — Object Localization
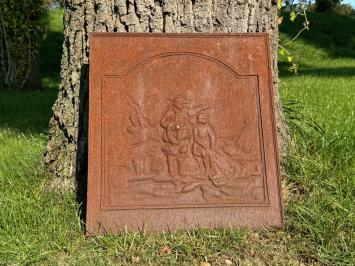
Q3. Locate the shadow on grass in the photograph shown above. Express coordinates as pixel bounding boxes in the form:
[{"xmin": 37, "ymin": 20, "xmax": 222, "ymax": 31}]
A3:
[
  {"xmin": 0, "ymin": 89, "xmax": 57, "ymax": 134},
  {"xmin": 280, "ymin": 12, "xmax": 355, "ymax": 59},
  {"xmin": 279, "ymin": 62, "xmax": 355, "ymax": 77}
]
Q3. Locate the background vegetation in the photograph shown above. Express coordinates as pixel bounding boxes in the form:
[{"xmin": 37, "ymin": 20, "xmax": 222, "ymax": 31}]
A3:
[
  {"xmin": 0, "ymin": 8, "xmax": 354, "ymax": 265},
  {"xmin": 0, "ymin": 0, "xmax": 45, "ymax": 90}
]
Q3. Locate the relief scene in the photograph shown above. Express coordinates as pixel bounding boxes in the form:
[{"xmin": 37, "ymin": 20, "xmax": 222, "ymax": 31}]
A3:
[
  {"xmin": 104, "ymin": 93, "xmax": 267, "ymax": 208},
  {"xmin": 99, "ymin": 52, "xmax": 271, "ymax": 208}
]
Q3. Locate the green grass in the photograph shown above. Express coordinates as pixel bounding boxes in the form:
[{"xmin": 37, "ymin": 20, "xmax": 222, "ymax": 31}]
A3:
[{"xmin": 0, "ymin": 10, "xmax": 354, "ymax": 265}]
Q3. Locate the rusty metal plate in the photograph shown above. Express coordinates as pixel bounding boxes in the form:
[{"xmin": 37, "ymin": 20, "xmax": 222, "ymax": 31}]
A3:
[{"xmin": 87, "ymin": 33, "xmax": 282, "ymax": 234}]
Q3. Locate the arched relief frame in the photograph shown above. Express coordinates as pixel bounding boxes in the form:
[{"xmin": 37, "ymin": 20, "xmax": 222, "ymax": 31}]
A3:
[{"xmin": 100, "ymin": 52, "xmax": 270, "ymax": 210}]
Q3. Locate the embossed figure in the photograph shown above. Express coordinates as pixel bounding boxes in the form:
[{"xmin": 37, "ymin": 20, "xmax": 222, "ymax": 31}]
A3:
[
  {"xmin": 193, "ymin": 111, "xmax": 216, "ymax": 177},
  {"xmin": 160, "ymin": 95, "xmax": 192, "ymax": 176},
  {"xmin": 124, "ymin": 94, "xmax": 262, "ymax": 202}
]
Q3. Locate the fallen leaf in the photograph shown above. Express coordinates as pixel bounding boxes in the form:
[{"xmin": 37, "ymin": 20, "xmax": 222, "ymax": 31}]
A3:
[
  {"xmin": 159, "ymin": 245, "xmax": 172, "ymax": 255},
  {"xmin": 131, "ymin": 256, "xmax": 140, "ymax": 263},
  {"xmin": 225, "ymin": 259, "xmax": 233, "ymax": 265}
]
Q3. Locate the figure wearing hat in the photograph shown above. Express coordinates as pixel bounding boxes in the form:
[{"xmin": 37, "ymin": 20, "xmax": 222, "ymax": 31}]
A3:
[{"xmin": 160, "ymin": 95, "xmax": 192, "ymax": 176}]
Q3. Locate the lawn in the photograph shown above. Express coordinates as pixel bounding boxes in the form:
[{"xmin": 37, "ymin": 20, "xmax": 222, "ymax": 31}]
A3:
[{"xmin": 0, "ymin": 10, "xmax": 354, "ymax": 265}]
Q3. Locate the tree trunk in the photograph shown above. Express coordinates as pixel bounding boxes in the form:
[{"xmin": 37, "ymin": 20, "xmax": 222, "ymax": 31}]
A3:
[{"xmin": 44, "ymin": 0, "xmax": 289, "ymax": 191}]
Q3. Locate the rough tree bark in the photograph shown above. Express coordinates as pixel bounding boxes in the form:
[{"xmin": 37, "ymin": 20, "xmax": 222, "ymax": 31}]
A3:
[{"xmin": 44, "ymin": 0, "xmax": 289, "ymax": 192}]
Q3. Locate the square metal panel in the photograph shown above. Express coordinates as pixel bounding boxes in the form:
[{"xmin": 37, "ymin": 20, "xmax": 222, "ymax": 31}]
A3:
[{"xmin": 87, "ymin": 33, "xmax": 283, "ymax": 234}]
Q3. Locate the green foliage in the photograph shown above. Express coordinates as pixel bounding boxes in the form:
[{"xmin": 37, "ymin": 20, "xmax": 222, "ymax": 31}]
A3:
[
  {"xmin": 277, "ymin": 1, "xmax": 309, "ymax": 74},
  {"xmin": 290, "ymin": 11, "xmax": 298, "ymax": 21},
  {"xmin": 333, "ymin": 3, "xmax": 355, "ymax": 16},
  {"xmin": 315, "ymin": 0, "xmax": 341, "ymax": 11},
  {"xmin": 279, "ymin": 46, "xmax": 300, "ymax": 74},
  {"xmin": 0, "ymin": 0, "xmax": 46, "ymax": 90},
  {"xmin": 280, "ymin": 11, "xmax": 355, "ymax": 59}
]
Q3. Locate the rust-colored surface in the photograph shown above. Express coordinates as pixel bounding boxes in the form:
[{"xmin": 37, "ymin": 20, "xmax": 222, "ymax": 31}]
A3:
[{"xmin": 87, "ymin": 33, "xmax": 282, "ymax": 234}]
